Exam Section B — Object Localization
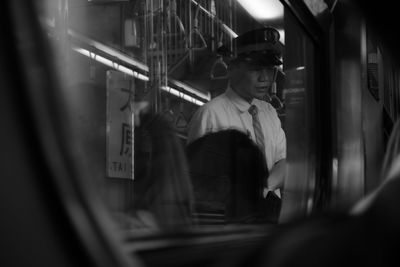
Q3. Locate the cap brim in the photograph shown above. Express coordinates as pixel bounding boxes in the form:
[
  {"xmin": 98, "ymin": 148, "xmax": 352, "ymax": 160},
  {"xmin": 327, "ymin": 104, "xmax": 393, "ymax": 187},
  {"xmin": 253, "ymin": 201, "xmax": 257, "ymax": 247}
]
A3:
[{"xmin": 231, "ymin": 52, "xmax": 282, "ymax": 67}]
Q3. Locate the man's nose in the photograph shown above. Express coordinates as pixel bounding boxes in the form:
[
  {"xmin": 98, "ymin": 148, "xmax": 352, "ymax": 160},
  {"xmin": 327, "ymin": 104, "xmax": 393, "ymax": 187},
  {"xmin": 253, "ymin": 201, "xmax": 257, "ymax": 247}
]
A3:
[{"xmin": 257, "ymin": 70, "xmax": 269, "ymax": 82}]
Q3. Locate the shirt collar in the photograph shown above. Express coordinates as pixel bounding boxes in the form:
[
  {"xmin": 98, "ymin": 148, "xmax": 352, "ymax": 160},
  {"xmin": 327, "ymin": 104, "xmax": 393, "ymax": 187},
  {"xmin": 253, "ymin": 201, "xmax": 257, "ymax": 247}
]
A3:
[{"xmin": 226, "ymin": 87, "xmax": 255, "ymax": 113}]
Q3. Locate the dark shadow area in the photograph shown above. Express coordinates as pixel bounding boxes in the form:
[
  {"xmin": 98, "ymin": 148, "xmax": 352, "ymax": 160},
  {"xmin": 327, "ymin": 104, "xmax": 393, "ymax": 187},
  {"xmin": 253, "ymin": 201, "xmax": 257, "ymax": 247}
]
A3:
[{"xmin": 187, "ymin": 130, "xmax": 281, "ymax": 224}]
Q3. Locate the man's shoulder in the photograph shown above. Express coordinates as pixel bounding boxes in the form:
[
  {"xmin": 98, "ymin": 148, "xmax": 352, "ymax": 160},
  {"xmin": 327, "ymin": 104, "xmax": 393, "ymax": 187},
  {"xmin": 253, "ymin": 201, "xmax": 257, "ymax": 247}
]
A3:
[
  {"xmin": 200, "ymin": 92, "xmax": 231, "ymax": 111},
  {"xmin": 187, "ymin": 92, "xmax": 231, "ymax": 144}
]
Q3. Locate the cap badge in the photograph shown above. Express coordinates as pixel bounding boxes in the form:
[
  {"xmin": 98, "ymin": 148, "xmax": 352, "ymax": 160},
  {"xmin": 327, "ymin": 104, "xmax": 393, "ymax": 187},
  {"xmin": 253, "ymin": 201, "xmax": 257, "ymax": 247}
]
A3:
[{"xmin": 264, "ymin": 28, "xmax": 278, "ymax": 44}]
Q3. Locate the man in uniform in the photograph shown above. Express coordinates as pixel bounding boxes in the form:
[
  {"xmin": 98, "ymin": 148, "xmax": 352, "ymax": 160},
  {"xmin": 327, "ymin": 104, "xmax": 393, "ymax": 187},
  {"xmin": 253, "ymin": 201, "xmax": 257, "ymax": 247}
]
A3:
[{"xmin": 187, "ymin": 27, "xmax": 286, "ymax": 197}]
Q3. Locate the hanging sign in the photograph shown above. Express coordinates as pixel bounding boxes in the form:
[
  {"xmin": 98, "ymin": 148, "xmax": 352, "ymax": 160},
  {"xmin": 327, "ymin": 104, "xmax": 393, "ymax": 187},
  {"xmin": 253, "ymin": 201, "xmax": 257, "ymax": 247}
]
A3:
[{"xmin": 106, "ymin": 70, "xmax": 134, "ymax": 179}]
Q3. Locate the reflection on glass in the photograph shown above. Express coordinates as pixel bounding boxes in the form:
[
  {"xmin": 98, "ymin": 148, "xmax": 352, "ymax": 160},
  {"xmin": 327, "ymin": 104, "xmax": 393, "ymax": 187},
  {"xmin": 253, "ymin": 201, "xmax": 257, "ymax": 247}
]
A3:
[
  {"xmin": 35, "ymin": 0, "xmax": 322, "ymax": 233},
  {"xmin": 280, "ymin": 6, "xmax": 317, "ymax": 222}
]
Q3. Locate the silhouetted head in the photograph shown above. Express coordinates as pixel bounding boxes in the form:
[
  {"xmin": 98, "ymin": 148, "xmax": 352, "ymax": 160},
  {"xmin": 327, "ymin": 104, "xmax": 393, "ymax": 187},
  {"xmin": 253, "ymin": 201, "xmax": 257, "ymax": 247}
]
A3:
[{"xmin": 186, "ymin": 129, "xmax": 268, "ymax": 222}]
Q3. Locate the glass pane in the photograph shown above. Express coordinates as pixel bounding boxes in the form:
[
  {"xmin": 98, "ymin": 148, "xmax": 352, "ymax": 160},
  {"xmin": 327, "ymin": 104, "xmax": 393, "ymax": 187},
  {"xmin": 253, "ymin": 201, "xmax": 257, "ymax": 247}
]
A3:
[
  {"xmin": 35, "ymin": 0, "xmax": 318, "ymax": 233},
  {"xmin": 280, "ymin": 6, "xmax": 317, "ymax": 221}
]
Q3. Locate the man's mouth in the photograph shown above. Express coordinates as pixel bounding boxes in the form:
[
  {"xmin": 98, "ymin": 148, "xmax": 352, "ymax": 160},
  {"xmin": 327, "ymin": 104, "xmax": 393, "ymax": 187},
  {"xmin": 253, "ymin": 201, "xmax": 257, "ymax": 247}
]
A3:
[{"xmin": 255, "ymin": 86, "xmax": 268, "ymax": 92}]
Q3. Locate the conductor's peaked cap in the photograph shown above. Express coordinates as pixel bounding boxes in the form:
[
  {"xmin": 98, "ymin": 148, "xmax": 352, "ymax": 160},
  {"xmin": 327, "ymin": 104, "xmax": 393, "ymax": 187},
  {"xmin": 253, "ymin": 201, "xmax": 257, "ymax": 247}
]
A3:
[{"xmin": 219, "ymin": 27, "xmax": 283, "ymax": 66}]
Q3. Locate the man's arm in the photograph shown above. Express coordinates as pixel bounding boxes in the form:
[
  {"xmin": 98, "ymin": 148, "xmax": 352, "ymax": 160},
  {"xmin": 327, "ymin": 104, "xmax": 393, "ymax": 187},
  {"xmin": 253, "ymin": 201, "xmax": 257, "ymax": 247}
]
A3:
[
  {"xmin": 267, "ymin": 159, "xmax": 286, "ymax": 190},
  {"xmin": 267, "ymin": 103, "xmax": 286, "ymax": 191},
  {"xmin": 187, "ymin": 106, "xmax": 213, "ymax": 145}
]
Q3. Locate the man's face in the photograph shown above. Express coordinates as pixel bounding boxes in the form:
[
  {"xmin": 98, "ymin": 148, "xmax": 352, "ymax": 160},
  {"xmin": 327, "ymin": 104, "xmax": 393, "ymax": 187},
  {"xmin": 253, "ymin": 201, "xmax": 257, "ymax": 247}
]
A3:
[{"xmin": 228, "ymin": 62, "xmax": 275, "ymax": 102}]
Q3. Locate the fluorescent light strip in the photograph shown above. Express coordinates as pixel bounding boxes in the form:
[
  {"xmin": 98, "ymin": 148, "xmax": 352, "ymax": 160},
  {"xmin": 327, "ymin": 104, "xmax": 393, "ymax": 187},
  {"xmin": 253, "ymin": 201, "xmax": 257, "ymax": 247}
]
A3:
[
  {"xmin": 72, "ymin": 47, "xmax": 205, "ymax": 106},
  {"xmin": 73, "ymin": 47, "xmax": 149, "ymax": 81},
  {"xmin": 169, "ymin": 78, "xmax": 211, "ymax": 102},
  {"xmin": 161, "ymin": 86, "xmax": 205, "ymax": 106},
  {"xmin": 44, "ymin": 18, "xmax": 148, "ymax": 72},
  {"xmin": 69, "ymin": 29, "xmax": 149, "ymax": 72}
]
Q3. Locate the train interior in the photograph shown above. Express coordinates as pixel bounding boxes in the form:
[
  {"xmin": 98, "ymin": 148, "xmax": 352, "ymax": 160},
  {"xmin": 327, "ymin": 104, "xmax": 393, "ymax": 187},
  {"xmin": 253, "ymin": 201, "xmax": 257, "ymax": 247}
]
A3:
[{"xmin": 2, "ymin": 0, "xmax": 400, "ymax": 266}]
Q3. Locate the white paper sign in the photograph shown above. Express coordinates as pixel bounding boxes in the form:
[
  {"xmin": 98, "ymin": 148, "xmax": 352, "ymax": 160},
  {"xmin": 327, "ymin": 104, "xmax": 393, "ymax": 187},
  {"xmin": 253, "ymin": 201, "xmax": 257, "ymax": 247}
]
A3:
[{"xmin": 106, "ymin": 70, "xmax": 134, "ymax": 179}]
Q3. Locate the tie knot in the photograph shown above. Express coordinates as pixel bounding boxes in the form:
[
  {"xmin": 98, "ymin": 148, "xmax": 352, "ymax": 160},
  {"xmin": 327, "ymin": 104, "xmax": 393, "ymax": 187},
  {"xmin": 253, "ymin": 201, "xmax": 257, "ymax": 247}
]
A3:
[{"xmin": 248, "ymin": 105, "xmax": 258, "ymax": 116}]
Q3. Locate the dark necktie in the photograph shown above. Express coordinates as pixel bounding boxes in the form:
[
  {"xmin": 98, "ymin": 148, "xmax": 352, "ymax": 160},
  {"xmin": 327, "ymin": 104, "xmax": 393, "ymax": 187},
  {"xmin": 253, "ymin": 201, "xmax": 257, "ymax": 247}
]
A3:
[{"xmin": 248, "ymin": 105, "xmax": 265, "ymax": 154}]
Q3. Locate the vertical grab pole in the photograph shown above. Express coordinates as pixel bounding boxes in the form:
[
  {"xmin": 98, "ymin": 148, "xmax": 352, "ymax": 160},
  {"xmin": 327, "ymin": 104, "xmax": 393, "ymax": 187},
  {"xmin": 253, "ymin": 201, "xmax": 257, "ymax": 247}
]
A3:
[{"xmin": 188, "ymin": 0, "xmax": 193, "ymax": 67}]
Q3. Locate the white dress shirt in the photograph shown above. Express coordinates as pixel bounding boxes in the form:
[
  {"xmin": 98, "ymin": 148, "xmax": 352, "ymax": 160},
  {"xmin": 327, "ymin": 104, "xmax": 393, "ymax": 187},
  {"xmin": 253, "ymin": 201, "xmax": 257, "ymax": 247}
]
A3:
[{"xmin": 187, "ymin": 87, "xmax": 286, "ymax": 171}]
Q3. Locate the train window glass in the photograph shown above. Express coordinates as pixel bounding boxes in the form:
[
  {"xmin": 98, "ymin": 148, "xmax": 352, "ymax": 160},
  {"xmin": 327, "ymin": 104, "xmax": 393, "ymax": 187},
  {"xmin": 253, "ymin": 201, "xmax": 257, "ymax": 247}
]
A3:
[
  {"xmin": 35, "ymin": 0, "xmax": 319, "ymax": 240},
  {"xmin": 281, "ymin": 7, "xmax": 318, "ymax": 221},
  {"xmin": 279, "ymin": 6, "xmax": 318, "ymax": 221}
]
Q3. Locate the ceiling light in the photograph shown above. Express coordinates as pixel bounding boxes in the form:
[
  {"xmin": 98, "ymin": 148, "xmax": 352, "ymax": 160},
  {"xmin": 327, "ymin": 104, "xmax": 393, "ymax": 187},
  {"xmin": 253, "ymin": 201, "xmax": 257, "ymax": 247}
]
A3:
[{"xmin": 236, "ymin": 0, "xmax": 283, "ymax": 20}]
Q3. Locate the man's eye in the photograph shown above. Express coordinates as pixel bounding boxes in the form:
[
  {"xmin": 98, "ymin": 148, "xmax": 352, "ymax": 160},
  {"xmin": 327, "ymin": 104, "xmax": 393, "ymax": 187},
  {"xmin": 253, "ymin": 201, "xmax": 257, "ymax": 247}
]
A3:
[{"xmin": 248, "ymin": 68, "xmax": 262, "ymax": 72}]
